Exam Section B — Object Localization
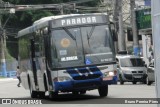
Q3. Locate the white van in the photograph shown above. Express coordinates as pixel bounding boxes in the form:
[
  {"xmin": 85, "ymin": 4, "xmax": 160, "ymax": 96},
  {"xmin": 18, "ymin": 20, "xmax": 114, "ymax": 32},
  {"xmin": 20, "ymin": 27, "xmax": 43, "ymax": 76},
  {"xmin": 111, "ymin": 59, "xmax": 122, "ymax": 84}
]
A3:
[{"xmin": 116, "ymin": 55, "xmax": 147, "ymax": 84}]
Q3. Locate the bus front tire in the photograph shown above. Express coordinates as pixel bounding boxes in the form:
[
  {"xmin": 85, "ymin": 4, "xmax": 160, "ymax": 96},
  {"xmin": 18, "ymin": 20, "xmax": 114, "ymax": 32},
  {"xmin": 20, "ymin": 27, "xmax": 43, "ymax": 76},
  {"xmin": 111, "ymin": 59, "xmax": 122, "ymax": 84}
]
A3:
[
  {"xmin": 49, "ymin": 92, "xmax": 58, "ymax": 99},
  {"xmin": 80, "ymin": 90, "xmax": 86, "ymax": 95},
  {"xmin": 98, "ymin": 85, "xmax": 108, "ymax": 97},
  {"xmin": 132, "ymin": 81, "xmax": 137, "ymax": 84},
  {"xmin": 38, "ymin": 92, "xmax": 45, "ymax": 98},
  {"xmin": 72, "ymin": 91, "xmax": 79, "ymax": 95},
  {"xmin": 29, "ymin": 85, "xmax": 38, "ymax": 98}
]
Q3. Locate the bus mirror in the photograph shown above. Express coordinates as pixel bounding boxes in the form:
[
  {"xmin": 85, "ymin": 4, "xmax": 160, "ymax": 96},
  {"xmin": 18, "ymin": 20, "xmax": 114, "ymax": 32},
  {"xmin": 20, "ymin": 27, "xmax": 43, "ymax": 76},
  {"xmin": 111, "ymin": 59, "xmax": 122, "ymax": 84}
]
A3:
[
  {"xmin": 43, "ymin": 27, "xmax": 48, "ymax": 35},
  {"xmin": 111, "ymin": 29, "xmax": 117, "ymax": 41},
  {"xmin": 110, "ymin": 23, "xmax": 117, "ymax": 41}
]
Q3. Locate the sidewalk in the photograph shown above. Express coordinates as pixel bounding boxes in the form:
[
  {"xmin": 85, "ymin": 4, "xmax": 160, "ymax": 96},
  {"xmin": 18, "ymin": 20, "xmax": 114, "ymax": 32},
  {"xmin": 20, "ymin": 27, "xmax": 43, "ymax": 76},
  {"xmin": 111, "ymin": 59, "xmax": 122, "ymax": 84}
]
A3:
[{"xmin": 0, "ymin": 77, "xmax": 17, "ymax": 82}]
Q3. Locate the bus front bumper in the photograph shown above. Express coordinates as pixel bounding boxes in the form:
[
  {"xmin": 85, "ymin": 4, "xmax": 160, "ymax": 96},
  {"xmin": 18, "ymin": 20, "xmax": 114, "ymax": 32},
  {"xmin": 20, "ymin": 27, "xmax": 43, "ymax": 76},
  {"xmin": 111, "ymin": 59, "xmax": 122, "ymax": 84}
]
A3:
[{"xmin": 53, "ymin": 76, "xmax": 117, "ymax": 92}]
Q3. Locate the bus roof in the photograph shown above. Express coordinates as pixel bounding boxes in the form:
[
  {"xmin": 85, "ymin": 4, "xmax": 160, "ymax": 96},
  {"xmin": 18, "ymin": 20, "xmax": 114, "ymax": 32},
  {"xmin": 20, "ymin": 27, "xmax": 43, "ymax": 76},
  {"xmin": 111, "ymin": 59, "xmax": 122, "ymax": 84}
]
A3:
[{"xmin": 17, "ymin": 13, "xmax": 108, "ymax": 38}]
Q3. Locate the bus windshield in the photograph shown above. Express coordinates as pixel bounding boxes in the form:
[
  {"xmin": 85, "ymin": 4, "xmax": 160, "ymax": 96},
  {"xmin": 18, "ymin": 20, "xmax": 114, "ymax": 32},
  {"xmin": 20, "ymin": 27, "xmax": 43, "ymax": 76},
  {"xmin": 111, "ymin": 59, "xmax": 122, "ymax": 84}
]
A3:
[
  {"xmin": 51, "ymin": 24, "xmax": 115, "ymax": 68},
  {"xmin": 120, "ymin": 58, "xmax": 144, "ymax": 67}
]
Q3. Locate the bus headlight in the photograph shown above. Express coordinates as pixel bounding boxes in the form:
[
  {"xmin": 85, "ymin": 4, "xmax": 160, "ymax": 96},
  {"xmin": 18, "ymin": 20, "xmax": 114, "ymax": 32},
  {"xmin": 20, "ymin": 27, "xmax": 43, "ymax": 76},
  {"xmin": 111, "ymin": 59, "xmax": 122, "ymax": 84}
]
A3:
[
  {"xmin": 53, "ymin": 76, "xmax": 72, "ymax": 82},
  {"xmin": 102, "ymin": 71, "xmax": 115, "ymax": 80},
  {"xmin": 103, "ymin": 71, "xmax": 114, "ymax": 77},
  {"xmin": 109, "ymin": 72, "xmax": 114, "ymax": 76}
]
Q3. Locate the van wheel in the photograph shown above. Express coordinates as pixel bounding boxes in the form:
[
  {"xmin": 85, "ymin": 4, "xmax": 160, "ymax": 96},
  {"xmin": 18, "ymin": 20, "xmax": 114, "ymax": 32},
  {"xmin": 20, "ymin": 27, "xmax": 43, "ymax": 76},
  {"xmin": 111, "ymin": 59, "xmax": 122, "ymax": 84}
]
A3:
[
  {"xmin": 119, "ymin": 74, "xmax": 124, "ymax": 85},
  {"xmin": 98, "ymin": 85, "xmax": 108, "ymax": 97},
  {"xmin": 147, "ymin": 76, "xmax": 152, "ymax": 85},
  {"xmin": 143, "ymin": 80, "xmax": 147, "ymax": 84},
  {"xmin": 120, "ymin": 80, "xmax": 124, "ymax": 85}
]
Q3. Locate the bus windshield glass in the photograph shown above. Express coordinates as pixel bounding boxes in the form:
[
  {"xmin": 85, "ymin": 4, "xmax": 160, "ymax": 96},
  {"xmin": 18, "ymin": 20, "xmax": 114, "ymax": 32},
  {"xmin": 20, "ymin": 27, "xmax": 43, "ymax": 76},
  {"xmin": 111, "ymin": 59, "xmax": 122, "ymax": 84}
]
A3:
[
  {"xmin": 51, "ymin": 24, "xmax": 115, "ymax": 68},
  {"xmin": 120, "ymin": 58, "xmax": 144, "ymax": 67}
]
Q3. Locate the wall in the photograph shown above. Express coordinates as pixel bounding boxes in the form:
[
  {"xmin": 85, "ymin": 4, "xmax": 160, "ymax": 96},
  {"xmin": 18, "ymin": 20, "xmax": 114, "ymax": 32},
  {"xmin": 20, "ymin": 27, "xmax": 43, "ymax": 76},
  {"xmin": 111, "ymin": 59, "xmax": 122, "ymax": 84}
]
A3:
[{"xmin": 152, "ymin": 0, "xmax": 160, "ymax": 101}]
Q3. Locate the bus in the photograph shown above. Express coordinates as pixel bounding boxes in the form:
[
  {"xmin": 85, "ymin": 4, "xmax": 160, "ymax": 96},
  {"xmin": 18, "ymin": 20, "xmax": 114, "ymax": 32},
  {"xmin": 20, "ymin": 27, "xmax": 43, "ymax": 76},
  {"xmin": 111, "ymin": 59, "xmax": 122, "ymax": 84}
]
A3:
[{"xmin": 17, "ymin": 13, "xmax": 117, "ymax": 98}]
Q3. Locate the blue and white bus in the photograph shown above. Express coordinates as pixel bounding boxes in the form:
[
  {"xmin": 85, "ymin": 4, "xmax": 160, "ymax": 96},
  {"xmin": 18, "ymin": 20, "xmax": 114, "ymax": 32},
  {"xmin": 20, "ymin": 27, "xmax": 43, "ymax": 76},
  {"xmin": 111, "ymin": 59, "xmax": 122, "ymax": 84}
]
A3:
[{"xmin": 17, "ymin": 13, "xmax": 117, "ymax": 98}]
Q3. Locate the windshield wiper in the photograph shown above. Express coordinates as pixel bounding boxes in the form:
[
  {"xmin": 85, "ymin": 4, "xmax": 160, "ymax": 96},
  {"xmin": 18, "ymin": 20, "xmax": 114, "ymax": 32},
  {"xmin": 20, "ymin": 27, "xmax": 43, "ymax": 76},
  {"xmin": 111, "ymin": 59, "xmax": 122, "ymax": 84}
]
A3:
[
  {"xmin": 63, "ymin": 27, "xmax": 76, "ymax": 40},
  {"xmin": 87, "ymin": 26, "xmax": 95, "ymax": 40}
]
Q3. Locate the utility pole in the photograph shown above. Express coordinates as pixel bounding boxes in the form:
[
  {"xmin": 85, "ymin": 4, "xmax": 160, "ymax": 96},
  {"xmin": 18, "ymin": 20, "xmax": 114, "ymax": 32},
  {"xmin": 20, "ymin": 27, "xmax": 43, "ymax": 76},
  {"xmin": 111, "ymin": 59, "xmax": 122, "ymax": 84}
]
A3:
[
  {"xmin": 130, "ymin": 0, "xmax": 139, "ymax": 55},
  {"xmin": 60, "ymin": 5, "xmax": 64, "ymax": 15},
  {"xmin": 118, "ymin": 0, "xmax": 126, "ymax": 52},
  {"xmin": 0, "ymin": 17, "xmax": 7, "ymax": 77},
  {"xmin": 113, "ymin": 0, "xmax": 120, "ymax": 53}
]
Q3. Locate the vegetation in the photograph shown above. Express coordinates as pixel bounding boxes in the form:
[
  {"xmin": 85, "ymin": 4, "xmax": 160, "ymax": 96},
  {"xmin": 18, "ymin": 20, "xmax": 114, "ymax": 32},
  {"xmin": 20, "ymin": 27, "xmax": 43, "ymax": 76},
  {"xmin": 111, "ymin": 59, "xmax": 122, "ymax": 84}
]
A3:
[{"xmin": 2, "ymin": 0, "xmax": 100, "ymax": 59}]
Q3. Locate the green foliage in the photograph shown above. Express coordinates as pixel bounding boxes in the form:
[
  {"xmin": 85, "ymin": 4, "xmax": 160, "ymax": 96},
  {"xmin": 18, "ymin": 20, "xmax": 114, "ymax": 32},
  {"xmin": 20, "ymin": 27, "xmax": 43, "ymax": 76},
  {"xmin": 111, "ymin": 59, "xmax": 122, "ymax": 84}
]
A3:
[
  {"xmin": 3, "ymin": 0, "xmax": 99, "ymax": 28},
  {"xmin": 6, "ymin": 37, "xmax": 18, "ymax": 60},
  {"xmin": 2, "ymin": 0, "xmax": 99, "ymax": 59}
]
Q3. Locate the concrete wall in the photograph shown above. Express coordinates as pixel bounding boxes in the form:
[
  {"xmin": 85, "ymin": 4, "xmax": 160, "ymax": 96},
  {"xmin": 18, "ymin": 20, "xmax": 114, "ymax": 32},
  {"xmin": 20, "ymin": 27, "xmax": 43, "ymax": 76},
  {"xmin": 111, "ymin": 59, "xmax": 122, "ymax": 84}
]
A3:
[{"xmin": 152, "ymin": 0, "xmax": 160, "ymax": 100}]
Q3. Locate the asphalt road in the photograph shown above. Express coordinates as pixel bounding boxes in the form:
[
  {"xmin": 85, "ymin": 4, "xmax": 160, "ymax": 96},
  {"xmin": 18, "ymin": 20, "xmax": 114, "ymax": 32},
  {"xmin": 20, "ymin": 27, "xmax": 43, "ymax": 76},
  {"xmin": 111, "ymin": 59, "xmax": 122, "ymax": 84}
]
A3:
[{"xmin": 0, "ymin": 79, "xmax": 157, "ymax": 107}]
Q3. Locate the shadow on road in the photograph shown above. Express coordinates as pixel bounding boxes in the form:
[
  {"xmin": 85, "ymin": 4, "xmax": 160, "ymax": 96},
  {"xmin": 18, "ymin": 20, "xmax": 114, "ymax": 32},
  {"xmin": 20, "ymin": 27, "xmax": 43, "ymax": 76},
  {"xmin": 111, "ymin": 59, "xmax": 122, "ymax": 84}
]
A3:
[{"xmin": 22, "ymin": 93, "xmax": 113, "ymax": 104}]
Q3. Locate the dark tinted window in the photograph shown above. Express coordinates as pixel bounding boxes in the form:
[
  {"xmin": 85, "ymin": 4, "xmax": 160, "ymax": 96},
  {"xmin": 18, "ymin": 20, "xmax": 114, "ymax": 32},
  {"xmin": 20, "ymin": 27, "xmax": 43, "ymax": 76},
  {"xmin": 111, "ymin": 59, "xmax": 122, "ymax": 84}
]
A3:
[{"xmin": 120, "ymin": 58, "xmax": 144, "ymax": 67}]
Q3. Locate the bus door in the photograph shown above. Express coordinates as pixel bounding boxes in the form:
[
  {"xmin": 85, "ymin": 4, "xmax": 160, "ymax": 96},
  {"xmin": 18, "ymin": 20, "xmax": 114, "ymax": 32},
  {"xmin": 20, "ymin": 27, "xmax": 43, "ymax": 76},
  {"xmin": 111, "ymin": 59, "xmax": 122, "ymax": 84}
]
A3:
[{"xmin": 30, "ymin": 39, "xmax": 38, "ymax": 89}]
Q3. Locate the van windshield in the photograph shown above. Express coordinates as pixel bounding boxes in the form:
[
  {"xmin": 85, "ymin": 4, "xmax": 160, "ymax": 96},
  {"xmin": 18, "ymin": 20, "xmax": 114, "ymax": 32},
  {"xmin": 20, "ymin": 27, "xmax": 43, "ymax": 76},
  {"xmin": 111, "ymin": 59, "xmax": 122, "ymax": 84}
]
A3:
[{"xmin": 120, "ymin": 58, "xmax": 144, "ymax": 67}]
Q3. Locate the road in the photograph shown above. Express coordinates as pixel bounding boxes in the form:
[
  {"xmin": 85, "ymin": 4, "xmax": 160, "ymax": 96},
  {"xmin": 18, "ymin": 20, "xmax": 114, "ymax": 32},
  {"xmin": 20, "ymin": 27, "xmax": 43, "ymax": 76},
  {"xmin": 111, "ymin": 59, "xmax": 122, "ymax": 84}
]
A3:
[{"xmin": 0, "ymin": 79, "xmax": 157, "ymax": 107}]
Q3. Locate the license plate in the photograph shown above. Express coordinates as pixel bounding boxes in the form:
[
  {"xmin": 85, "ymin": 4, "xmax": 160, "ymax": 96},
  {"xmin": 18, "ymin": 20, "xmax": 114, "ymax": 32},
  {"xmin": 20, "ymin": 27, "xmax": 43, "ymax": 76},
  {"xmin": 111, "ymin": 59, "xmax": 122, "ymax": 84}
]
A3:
[{"xmin": 134, "ymin": 76, "xmax": 142, "ymax": 78}]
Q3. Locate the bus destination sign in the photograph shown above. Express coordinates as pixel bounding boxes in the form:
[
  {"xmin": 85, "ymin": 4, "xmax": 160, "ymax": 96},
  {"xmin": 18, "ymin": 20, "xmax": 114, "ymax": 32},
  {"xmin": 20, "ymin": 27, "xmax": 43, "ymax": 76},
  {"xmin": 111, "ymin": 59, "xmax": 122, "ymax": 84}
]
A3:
[{"xmin": 51, "ymin": 15, "xmax": 108, "ymax": 28}]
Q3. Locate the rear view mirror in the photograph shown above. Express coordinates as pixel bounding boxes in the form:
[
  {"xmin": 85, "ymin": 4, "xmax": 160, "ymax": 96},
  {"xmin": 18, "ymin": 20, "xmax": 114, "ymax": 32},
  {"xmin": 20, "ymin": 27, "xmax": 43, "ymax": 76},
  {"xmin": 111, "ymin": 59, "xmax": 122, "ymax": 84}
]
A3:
[{"xmin": 110, "ymin": 23, "xmax": 117, "ymax": 41}]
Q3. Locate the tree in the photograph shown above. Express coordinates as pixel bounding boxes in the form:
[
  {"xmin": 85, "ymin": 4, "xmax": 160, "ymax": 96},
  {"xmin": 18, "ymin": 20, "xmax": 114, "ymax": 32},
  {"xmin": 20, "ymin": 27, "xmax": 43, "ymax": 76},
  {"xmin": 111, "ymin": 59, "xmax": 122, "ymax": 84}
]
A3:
[{"xmin": 2, "ymin": 0, "xmax": 100, "ymax": 59}]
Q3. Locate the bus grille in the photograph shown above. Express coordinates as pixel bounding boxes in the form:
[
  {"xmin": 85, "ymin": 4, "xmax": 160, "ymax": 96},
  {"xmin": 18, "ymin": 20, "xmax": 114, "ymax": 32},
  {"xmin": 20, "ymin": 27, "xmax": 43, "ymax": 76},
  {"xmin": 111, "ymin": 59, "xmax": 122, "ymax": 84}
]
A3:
[{"xmin": 73, "ymin": 74, "xmax": 101, "ymax": 80}]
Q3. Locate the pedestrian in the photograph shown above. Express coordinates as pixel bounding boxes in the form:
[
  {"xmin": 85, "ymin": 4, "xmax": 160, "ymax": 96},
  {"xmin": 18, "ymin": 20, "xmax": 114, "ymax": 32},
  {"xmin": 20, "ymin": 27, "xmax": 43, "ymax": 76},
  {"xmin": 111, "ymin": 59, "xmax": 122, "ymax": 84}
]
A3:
[{"xmin": 16, "ymin": 66, "xmax": 21, "ymax": 87}]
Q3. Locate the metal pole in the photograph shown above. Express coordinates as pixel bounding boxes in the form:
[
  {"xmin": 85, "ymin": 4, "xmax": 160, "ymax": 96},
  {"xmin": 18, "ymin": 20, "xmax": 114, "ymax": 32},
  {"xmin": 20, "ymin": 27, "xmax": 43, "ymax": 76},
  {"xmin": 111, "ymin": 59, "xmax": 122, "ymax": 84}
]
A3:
[
  {"xmin": 130, "ymin": 0, "xmax": 139, "ymax": 55},
  {"xmin": 118, "ymin": 0, "xmax": 126, "ymax": 52},
  {"xmin": 60, "ymin": 5, "xmax": 64, "ymax": 15},
  {"xmin": 0, "ymin": 17, "xmax": 7, "ymax": 77},
  {"xmin": 113, "ymin": 0, "xmax": 120, "ymax": 53}
]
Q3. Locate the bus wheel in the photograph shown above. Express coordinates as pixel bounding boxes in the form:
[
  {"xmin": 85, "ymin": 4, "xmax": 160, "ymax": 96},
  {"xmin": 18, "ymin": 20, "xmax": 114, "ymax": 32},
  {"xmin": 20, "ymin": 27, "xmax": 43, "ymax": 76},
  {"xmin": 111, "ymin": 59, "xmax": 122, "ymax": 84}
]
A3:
[
  {"xmin": 49, "ymin": 91, "xmax": 58, "ymax": 99},
  {"xmin": 80, "ymin": 90, "xmax": 86, "ymax": 95},
  {"xmin": 132, "ymin": 81, "xmax": 137, "ymax": 84},
  {"xmin": 98, "ymin": 85, "xmax": 108, "ymax": 97},
  {"xmin": 38, "ymin": 92, "xmax": 45, "ymax": 98},
  {"xmin": 29, "ymin": 83, "xmax": 37, "ymax": 98},
  {"xmin": 72, "ymin": 91, "xmax": 79, "ymax": 95}
]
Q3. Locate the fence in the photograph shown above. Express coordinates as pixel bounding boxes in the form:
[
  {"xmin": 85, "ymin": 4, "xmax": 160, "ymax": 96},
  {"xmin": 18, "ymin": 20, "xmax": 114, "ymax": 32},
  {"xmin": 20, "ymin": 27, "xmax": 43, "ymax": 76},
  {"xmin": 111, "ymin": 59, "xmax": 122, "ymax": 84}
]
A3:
[{"xmin": 0, "ymin": 59, "xmax": 17, "ymax": 78}]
